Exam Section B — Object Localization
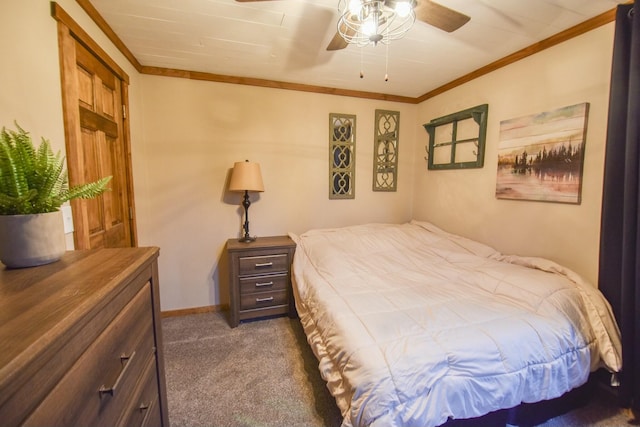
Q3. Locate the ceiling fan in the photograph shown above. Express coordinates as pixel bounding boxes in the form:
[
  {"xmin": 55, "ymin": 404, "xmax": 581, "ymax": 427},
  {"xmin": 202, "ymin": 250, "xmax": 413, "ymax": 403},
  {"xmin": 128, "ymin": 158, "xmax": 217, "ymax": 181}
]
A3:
[{"xmin": 235, "ymin": 0, "xmax": 470, "ymax": 51}]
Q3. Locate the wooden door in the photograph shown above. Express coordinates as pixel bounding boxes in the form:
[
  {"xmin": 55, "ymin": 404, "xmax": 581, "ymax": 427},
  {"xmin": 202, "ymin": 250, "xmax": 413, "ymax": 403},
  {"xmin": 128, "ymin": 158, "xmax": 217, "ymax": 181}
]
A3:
[
  {"xmin": 73, "ymin": 41, "xmax": 131, "ymax": 248},
  {"xmin": 56, "ymin": 15, "xmax": 136, "ymax": 249}
]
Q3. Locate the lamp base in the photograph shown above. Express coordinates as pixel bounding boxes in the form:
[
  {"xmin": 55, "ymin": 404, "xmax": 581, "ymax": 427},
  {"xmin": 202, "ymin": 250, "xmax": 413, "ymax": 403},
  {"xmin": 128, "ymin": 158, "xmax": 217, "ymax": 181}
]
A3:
[{"xmin": 239, "ymin": 190, "xmax": 258, "ymax": 243}]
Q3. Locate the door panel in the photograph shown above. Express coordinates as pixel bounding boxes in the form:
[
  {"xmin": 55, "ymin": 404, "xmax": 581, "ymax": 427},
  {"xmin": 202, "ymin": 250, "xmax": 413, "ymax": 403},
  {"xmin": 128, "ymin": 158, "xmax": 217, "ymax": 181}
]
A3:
[
  {"xmin": 77, "ymin": 67, "xmax": 94, "ymax": 109},
  {"xmin": 101, "ymin": 83, "xmax": 116, "ymax": 118},
  {"xmin": 80, "ymin": 128, "xmax": 104, "ymax": 238}
]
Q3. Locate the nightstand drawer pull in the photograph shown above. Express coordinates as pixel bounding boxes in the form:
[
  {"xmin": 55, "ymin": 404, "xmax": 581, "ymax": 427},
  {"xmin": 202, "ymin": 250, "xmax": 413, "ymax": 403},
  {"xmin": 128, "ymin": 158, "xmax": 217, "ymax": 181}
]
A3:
[
  {"xmin": 256, "ymin": 296, "xmax": 274, "ymax": 303},
  {"xmin": 255, "ymin": 281, "xmax": 274, "ymax": 287},
  {"xmin": 99, "ymin": 351, "xmax": 136, "ymax": 398},
  {"xmin": 255, "ymin": 262, "xmax": 273, "ymax": 268}
]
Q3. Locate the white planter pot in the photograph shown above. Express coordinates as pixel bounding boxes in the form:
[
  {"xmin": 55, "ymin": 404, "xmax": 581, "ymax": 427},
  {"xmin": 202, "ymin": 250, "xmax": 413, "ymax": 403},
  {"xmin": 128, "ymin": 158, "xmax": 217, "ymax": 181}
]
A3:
[{"xmin": 0, "ymin": 211, "xmax": 66, "ymax": 268}]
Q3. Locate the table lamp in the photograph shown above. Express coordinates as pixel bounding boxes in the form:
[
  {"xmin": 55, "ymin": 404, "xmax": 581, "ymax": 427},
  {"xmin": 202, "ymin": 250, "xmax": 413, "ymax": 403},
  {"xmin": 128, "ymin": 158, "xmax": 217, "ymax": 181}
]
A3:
[{"xmin": 229, "ymin": 160, "xmax": 264, "ymax": 242}]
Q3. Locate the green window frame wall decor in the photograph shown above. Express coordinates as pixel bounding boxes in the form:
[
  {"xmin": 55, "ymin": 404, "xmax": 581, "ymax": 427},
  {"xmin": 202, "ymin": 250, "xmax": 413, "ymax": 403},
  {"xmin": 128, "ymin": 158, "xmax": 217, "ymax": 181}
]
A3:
[
  {"xmin": 423, "ymin": 104, "xmax": 488, "ymax": 170},
  {"xmin": 373, "ymin": 109, "xmax": 399, "ymax": 192},
  {"xmin": 329, "ymin": 113, "xmax": 356, "ymax": 199}
]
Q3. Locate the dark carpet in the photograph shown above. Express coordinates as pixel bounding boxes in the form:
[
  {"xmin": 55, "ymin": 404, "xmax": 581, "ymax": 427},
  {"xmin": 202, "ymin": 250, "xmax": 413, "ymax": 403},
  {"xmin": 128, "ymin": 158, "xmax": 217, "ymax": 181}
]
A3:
[{"xmin": 162, "ymin": 312, "xmax": 635, "ymax": 427}]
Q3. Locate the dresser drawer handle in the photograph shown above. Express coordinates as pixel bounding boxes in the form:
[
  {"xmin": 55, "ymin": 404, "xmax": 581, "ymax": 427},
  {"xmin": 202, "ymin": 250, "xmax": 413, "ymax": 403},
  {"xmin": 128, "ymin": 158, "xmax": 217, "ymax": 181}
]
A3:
[
  {"xmin": 256, "ymin": 296, "xmax": 274, "ymax": 303},
  {"xmin": 255, "ymin": 281, "xmax": 273, "ymax": 287},
  {"xmin": 140, "ymin": 400, "xmax": 155, "ymax": 425},
  {"xmin": 98, "ymin": 351, "xmax": 136, "ymax": 398},
  {"xmin": 255, "ymin": 262, "xmax": 273, "ymax": 268}
]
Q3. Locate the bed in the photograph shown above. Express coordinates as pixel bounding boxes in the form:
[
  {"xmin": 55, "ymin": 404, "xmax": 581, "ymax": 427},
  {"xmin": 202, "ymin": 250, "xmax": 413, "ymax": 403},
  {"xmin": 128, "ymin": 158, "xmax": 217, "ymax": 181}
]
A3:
[{"xmin": 289, "ymin": 221, "xmax": 622, "ymax": 427}]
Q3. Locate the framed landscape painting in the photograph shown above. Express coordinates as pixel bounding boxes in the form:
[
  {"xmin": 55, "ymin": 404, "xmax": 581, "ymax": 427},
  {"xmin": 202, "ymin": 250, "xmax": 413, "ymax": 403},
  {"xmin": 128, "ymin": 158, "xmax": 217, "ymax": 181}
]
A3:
[{"xmin": 495, "ymin": 102, "xmax": 589, "ymax": 204}]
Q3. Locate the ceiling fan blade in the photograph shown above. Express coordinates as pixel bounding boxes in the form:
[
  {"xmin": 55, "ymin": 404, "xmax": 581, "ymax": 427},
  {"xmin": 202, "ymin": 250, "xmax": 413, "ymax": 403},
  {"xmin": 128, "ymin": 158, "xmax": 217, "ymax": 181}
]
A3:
[
  {"xmin": 235, "ymin": 0, "xmax": 278, "ymax": 2},
  {"xmin": 327, "ymin": 31, "xmax": 348, "ymax": 51},
  {"xmin": 326, "ymin": 21, "xmax": 357, "ymax": 51},
  {"xmin": 414, "ymin": 0, "xmax": 470, "ymax": 32}
]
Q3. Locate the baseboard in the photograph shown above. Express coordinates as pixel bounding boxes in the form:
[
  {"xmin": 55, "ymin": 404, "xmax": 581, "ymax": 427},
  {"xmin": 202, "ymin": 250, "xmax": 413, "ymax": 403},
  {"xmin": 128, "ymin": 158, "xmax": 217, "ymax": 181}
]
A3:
[{"xmin": 161, "ymin": 304, "xmax": 229, "ymax": 318}]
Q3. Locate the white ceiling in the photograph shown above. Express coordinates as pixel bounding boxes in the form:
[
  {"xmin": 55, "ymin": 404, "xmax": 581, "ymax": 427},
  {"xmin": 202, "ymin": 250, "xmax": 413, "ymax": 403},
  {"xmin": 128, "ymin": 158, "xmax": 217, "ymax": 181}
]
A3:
[{"xmin": 89, "ymin": 0, "xmax": 624, "ymax": 98}]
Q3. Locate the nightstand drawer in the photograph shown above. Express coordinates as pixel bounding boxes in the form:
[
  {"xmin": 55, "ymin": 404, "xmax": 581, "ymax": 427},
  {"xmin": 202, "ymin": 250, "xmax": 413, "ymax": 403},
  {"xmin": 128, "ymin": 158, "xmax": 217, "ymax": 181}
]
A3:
[
  {"xmin": 240, "ymin": 290, "xmax": 288, "ymax": 310},
  {"xmin": 239, "ymin": 273, "xmax": 288, "ymax": 294},
  {"xmin": 239, "ymin": 253, "xmax": 288, "ymax": 275}
]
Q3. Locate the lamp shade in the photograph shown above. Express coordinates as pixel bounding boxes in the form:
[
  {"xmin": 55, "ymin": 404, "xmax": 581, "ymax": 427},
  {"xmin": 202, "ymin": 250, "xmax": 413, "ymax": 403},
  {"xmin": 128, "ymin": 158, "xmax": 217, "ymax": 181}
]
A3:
[{"xmin": 229, "ymin": 161, "xmax": 264, "ymax": 192}]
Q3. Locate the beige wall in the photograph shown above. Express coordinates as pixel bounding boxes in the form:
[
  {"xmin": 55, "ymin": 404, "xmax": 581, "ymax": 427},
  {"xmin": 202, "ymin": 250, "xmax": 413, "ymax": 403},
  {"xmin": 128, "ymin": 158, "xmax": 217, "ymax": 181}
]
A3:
[
  {"xmin": 413, "ymin": 24, "xmax": 615, "ymax": 286},
  {"xmin": 136, "ymin": 76, "xmax": 416, "ymax": 310},
  {"xmin": 1, "ymin": 0, "xmax": 615, "ymax": 309},
  {"xmin": 0, "ymin": 1, "xmax": 65, "ymax": 151}
]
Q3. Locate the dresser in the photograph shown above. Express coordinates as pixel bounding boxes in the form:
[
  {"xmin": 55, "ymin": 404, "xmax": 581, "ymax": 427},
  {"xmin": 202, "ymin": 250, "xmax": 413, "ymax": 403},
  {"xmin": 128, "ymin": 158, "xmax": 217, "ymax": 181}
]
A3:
[
  {"xmin": 0, "ymin": 247, "xmax": 169, "ymax": 427},
  {"xmin": 227, "ymin": 236, "xmax": 296, "ymax": 327}
]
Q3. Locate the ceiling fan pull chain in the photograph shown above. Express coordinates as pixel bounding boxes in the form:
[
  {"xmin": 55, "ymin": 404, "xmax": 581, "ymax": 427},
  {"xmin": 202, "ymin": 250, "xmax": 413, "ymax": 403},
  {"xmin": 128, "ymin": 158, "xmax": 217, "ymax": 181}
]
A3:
[
  {"xmin": 360, "ymin": 46, "xmax": 364, "ymax": 78},
  {"xmin": 385, "ymin": 26, "xmax": 389, "ymax": 82}
]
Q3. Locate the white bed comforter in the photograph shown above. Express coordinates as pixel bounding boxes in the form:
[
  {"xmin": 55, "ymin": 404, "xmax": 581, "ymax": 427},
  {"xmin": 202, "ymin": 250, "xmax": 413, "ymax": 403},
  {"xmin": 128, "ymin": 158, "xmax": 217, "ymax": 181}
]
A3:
[{"xmin": 290, "ymin": 221, "xmax": 622, "ymax": 427}]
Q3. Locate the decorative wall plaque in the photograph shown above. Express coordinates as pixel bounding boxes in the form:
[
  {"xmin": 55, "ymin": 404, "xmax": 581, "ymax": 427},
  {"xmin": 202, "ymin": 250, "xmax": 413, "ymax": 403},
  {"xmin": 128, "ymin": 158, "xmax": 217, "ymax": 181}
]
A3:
[
  {"xmin": 373, "ymin": 109, "xmax": 399, "ymax": 192},
  {"xmin": 329, "ymin": 113, "xmax": 356, "ymax": 199}
]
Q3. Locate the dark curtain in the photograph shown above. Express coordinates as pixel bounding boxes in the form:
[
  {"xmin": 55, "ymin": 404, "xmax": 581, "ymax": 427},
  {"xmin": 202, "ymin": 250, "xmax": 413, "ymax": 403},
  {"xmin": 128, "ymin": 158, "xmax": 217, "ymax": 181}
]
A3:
[{"xmin": 598, "ymin": 0, "xmax": 640, "ymax": 416}]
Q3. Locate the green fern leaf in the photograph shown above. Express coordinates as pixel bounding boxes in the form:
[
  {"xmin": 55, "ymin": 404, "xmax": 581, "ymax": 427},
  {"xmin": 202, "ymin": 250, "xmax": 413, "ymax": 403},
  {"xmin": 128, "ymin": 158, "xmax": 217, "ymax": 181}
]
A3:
[
  {"xmin": 0, "ymin": 123, "xmax": 112, "ymax": 215},
  {"xmin": 62, "ymin": 176, "xmax": 112, "ymax": 203}
]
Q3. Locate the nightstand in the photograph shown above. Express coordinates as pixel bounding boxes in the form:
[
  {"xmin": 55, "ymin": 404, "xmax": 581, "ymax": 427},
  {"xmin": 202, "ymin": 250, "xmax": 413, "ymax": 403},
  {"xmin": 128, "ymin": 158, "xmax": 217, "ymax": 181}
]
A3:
[{"xmin": 227, "ymin": 235, "xmax": 296, "ymax": 327}]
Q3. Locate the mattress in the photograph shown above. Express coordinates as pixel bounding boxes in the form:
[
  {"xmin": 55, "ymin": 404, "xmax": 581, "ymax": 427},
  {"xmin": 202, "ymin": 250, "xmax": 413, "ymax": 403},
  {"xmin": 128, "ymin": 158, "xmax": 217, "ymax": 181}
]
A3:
[{"xmin": 290, "ymin": 221, "xmax": 622, "ymax": 427}]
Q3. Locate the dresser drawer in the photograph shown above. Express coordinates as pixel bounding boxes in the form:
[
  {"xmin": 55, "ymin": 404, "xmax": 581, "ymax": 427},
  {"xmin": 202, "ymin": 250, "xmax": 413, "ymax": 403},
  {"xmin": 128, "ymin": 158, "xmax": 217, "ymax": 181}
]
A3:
[
  {"xmin": 118, "ymin": 354, "xmax": 161, "ymax": 427},
  {"xmin": 239, "ymin": 273, "xmax": 288, "ymax": 295},
  {"xmin": 240, "ymin": 289, "xmax": 288, "ymax": 310},
  {"xmin": 24, "ymin": 283, "xmax": 155, "ymax": 427},
  {"xmin": 238, "ymin": 253, "xmax": 288, "ymax": 276}
]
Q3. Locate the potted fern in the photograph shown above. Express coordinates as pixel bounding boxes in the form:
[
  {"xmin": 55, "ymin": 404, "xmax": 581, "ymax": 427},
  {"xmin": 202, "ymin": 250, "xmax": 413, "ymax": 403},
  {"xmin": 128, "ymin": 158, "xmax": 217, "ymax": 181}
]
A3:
[{"xmin": 0, "ymin": 123, "xmax": 111, "ymax": 268}]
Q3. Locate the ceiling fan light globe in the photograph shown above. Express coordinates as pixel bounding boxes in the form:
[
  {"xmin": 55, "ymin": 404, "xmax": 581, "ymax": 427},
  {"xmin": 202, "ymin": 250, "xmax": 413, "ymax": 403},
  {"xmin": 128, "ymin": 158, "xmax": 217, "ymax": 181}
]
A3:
[
  {"xmin": 347, "ymin": 0, "xmax": 363, "ymax": 16},
  {"xmin": 394, "ymin": 1, "xmax": 412, "ymax": 18},
  {"xmin": 361, "ymin": 19, "xmax": 377, "ymax": 36}
]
